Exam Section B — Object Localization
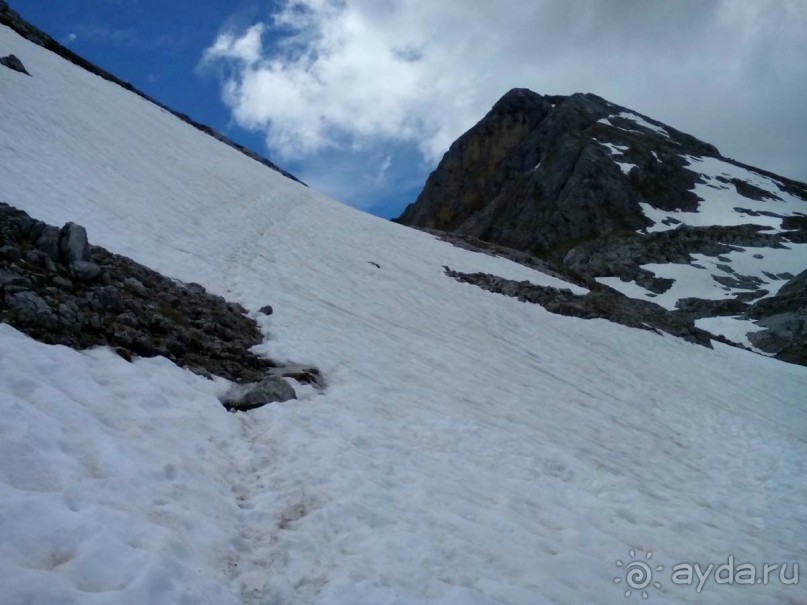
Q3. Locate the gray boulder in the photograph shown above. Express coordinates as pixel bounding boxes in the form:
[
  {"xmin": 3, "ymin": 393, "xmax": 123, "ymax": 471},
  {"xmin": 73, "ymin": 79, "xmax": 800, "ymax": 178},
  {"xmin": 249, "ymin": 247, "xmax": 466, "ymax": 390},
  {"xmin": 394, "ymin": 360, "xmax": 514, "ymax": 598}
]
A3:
[
  {"xmin": 223, "ymin": 376, "xmax": 297, "ymax": 412},
  {"xmin": 5, "ymin": 291, "xmax": 56, "ymax": 328},
  {"xmin": 69, "ymin": 260, "xmax": 102, "ymax": 283},
  {"xmin": 36, "ymin": 225, "xmax": 61, "ymax": 262},
  {"xmin": 59, "ymin": 222, "xmax": 90, "ymax": 264},
  {"xmin": 0, "ymin": 54, "xmax": 30, "ymax": 75}
]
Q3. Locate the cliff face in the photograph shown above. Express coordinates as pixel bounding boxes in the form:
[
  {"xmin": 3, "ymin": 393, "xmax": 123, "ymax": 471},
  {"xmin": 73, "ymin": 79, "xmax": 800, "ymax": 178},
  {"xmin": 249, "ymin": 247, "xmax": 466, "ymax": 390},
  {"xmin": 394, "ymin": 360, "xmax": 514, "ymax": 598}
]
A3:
[
  {"xmin": 396, "ymin": 88, "xmax": 805, "ymax": 253},
  {"xmin": 397, "ymin": 88, "xmax": 807, "ymax": 364}
]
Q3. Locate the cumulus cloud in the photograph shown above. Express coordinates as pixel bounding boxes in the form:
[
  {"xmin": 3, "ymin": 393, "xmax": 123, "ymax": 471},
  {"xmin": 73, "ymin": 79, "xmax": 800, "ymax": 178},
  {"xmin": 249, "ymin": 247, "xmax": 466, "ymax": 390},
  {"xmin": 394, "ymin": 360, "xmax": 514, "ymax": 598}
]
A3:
[{"xmin": 202, "ymin": 0, "xmax": 807, "ymax": 206}]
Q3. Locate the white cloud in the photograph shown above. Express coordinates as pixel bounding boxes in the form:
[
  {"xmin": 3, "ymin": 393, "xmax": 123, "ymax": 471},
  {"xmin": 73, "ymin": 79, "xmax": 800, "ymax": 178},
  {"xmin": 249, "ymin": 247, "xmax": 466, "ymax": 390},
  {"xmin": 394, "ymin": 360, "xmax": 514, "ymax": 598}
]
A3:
[
  {"xmin": 201, "ymin": 0, "xmax": 807, "ymax": 185},
  {"xmin": 203, "ymin": 23, "xmax": 265, "ymax": 65}
]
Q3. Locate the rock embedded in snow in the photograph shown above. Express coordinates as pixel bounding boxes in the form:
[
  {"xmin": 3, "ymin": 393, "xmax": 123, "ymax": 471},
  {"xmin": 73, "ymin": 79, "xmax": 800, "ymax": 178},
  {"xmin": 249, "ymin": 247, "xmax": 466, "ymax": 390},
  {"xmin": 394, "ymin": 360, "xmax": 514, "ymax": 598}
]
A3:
[
  {"xmin": 222, "ymin": 376, "xmax": 296, "ymax": 412},
  {"xmin": 0, "ymin": 53, "xmax": 29, "ymax": 75},
  {"xmin": 259, "ymin": 304, "xmax": 273, "ymax": 315}
]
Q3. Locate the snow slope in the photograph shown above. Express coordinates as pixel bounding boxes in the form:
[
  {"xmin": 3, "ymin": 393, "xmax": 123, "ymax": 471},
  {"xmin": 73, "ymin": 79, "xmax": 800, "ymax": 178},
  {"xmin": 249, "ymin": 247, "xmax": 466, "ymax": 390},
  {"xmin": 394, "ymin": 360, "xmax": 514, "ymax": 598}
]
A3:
[{"xmin": 2, "ymin": 25, "xmax": 807, "ymax": 605}]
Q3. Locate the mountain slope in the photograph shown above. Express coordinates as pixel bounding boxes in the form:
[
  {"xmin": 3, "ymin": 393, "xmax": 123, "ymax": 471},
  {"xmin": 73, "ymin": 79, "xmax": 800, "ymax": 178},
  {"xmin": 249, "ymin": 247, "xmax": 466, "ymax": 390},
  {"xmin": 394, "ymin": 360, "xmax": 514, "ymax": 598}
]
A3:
[
  {"xmin": 396, "ymin": 88, "xmax": 807, "ymax": 363},
  {"xmin": 1, "ymin": 20, "xmax": 807, "ymax": 605}
]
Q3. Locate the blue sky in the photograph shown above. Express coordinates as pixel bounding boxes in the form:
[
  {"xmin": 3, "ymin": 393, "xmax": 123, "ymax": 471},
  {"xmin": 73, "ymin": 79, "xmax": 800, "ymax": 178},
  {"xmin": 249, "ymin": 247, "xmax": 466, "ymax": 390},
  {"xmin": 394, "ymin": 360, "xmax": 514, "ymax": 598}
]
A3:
[
  {"xmin": 10, "ymin": 0, "xmax": 429, "ymax": 218},
  {"xmin": 9, "ymin": 1, "xmax": 807, "ymax": 219}
]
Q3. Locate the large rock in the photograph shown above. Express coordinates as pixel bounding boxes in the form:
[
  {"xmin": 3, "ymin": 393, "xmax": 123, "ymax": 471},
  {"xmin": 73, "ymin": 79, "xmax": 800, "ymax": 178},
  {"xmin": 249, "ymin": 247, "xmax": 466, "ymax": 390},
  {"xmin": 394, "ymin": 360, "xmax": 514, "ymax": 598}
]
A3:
[
  {"xmin": 69, "ymin": 260, "xmax": 102, "ymax": 283},
  {"xmin": 0, "ymin": 53, "xmax": 29, "ymax": 75},
  {"xmin": 5, "ymin": 290, "xmax": 56, "ymax": 328},
  {"xmin": 59, "ymin": 222, "xmax": 90, "ymax": 263},
  {"xmin": 222, "ymin": 376, "xmax": 297, "ymax": 412}
]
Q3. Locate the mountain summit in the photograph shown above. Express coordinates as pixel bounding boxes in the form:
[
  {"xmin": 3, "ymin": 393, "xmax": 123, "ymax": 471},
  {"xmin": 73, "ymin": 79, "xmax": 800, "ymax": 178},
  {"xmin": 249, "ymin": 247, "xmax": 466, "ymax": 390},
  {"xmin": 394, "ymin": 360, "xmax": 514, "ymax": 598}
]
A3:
[{"xmin": 396, "ymin": 88, "xmax": 807, "ymax": 363}]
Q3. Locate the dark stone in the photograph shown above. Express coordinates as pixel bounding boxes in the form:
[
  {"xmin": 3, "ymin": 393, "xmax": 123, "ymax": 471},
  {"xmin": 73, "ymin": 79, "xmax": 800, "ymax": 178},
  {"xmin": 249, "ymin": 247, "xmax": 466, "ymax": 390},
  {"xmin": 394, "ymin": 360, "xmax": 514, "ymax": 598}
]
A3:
[
  {"xmin": 25, "ymin": 249, "xmax": 57, "ymax": 272},
  {"xmin": 59, "ymin": 222, "xmax": 90, "ymax": 264},
  {"xmin": 0, "ymin": 269, "xmax": 32, "ymax": 290},
  {"xmin": 70, "ymin": 260, "xmax": 102, "ymax": 283},
  {"xmin": 442, "ymin": 266, "xmax": 715, "ymax": 348},
  {"xmin": 35, "ymin": 226, "xmax": 61, "ymax": 262},
  {"xmin": 0, "ymin": 202, "xmax": 323, "ymax": 391},
  {"xmin": 222, "ymin": 376, "xmax": 297, "ymax": 412},
  {"xmin": 0, "ymin": 54, "xmax": 30, "ymax": 75},
  {"xmin": 259, "ymin": 304, "xmax": 273, "ymax": 315},
  {"xmin": 0, "ymin": 245, "xmax": 21, "ymax": 261},
  {"xmin": 5, "ymin": 291, "xmax": 56, "ymax": 328}
]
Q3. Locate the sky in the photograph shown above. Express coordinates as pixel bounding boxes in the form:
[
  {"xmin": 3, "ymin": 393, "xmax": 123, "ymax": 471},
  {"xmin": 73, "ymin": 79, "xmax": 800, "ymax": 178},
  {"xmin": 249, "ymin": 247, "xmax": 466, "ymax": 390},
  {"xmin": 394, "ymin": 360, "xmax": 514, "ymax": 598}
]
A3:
[{"xmin": 8, "ymin": 0, "xmax": 807, "ymax": 219}]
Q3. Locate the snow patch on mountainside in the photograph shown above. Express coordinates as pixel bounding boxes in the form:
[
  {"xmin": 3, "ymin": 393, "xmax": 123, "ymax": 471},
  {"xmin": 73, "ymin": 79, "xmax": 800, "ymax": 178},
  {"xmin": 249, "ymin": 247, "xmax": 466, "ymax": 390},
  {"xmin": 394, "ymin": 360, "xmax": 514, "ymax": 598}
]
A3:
[
  {"xmin": 640, "ymin": 156, "xmax": 807, "ymax": 233},
  {"xmin": 598, "ymin": 243, "xmax": 807, "ymax": 310},
  {"xmin": 694, "ymin": 315, "xmax": 765, "ymax": 350}
]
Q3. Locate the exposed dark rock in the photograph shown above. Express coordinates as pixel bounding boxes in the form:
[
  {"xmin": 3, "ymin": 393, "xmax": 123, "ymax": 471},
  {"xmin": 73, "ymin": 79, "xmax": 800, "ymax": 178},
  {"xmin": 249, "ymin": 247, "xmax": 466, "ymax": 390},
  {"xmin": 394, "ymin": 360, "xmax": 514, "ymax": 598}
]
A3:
[
  {"xmin": 395, "ymin": 89, "xmax": 733, "ymax": 253},
  {"xmin": 443, "ymin": 266, "xmax": 718, "ymax": 348},
  {"xmin": 259, "ymin": 304, "xmax": 274, "ymax": 316},
  {"xmin": 59, "ymin": 222, "xmax": 90, "ymax": 263},
  {"xmin": 0, "ymin": 245, "xmax": 21, "ymax": 261},
  {"xmin": 69, "ymin": 260, "xmax": 102, "ymax": 283},
  {"xmin": 223, "ymin": 376, "xmax": 297, "ymax": 412},
  {"xmin": 744, "ymin": 270, "xmax": 807, "ymax": 363},
  {"xmin": 5, "ymin": 290, "xmax": 55, "ymax": 328},
  {"xmin": 0, "ymin": 1, "xmax": 301, "ymax": 185},
  {"xmin": 0, "ymin": 202, "xmax": 322, "ymax": 394},
  {"xmin": 0, "ymin": 53, "xmax": 29, "ymax": 75}
]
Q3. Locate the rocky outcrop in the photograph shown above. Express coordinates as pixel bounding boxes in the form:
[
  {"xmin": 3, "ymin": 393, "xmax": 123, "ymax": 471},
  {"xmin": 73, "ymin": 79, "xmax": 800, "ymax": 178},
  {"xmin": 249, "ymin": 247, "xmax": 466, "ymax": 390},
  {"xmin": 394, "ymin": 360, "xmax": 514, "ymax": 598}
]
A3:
[
  {"xmin": 443, "ymin": 266, "xmax": 719, "ymax": 348},
  {"xmin": 396, "ymin": 89, "xmax": 727, "ymax": 252},
  {"xmin": 0, "ymin": 202, "xmax": 320, "ymax": 408},
  {"xmin": 746, "ymin": 270, "xmax": 807, "ymax": 364},
  {"xmin": 397, "ymin": 88, "xmax": 807, "ymax": 256},
  {"xmin": 0, "ymin": 0, "xmax": 301, "ymax": 185},
  {"xmin": 0, "ymin": 52, "xmax": 28, "ymax": 74}
]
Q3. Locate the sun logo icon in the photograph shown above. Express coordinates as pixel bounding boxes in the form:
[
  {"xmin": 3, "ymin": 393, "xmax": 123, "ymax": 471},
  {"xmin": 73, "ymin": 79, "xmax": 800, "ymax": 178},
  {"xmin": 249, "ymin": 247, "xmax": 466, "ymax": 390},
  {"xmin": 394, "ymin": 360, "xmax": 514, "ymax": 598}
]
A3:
[{"xmin": 614, "ymin": 550, "xmax": 663, "ymax": 599}]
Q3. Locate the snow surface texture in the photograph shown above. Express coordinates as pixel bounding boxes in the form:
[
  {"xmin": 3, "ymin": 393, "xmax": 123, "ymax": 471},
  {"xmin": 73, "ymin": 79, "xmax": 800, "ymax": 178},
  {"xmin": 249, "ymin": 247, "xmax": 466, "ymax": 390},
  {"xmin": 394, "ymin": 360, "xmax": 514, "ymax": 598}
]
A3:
[{"xmin": 2, "ymin": 25, "xmax": 807, "ymax": 605}]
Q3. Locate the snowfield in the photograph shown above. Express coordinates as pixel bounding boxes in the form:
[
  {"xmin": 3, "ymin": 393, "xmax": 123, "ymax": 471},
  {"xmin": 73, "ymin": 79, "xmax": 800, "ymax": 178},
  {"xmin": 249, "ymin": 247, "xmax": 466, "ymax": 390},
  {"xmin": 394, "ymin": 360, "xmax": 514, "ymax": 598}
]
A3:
[
  {"xmin": 2, "ymin": 24, "xmax": 807, "ymax": 605},
  {"xmin": 639, "ymin": 155, "xmax": 807, "ymax": 234}
]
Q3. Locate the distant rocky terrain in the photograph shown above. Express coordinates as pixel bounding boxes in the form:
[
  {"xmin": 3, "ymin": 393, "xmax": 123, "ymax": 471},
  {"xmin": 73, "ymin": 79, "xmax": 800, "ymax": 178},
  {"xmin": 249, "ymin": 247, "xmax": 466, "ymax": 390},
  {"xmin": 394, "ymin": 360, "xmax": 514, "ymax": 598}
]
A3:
[
  {"xmin": 398, "ymin": 89, "xmax": 807, "ymax": 365},
  {"xmin": 0, "ymin": 202, "xmax": 320, "ymax": 410}
]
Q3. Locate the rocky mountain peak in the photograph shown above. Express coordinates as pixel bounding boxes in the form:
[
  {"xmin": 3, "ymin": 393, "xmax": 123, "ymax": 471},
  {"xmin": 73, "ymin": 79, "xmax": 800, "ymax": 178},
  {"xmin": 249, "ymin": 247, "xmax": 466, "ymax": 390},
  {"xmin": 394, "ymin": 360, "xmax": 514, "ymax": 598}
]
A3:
[{"xmin": 396, "ymin": 87, "xmax": 807, "ymax": 365}]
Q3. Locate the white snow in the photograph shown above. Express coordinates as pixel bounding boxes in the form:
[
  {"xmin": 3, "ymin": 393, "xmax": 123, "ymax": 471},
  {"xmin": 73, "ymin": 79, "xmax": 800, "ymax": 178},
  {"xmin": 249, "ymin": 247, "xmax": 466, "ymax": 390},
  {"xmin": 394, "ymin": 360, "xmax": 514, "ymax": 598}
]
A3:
[
  {"xmin": 599, "ymin": 243, "xmax": 807, "ymax": 310},
  {"xmin": 599, "ymin": 142, "xmax": 629, "ymax": 156},
  {"xmin": 640, "ymin": 155, "xmax": 807, "ymax": 233},
  {"xmin": 2, "ymin": 25, "xmax": 807, "ymax": 605},
  {"xmin": 595, "ymin": 276, "xmax": 658, "ymax": 300},
  {"xmin": 616, "ymin": 111, "xmax": 671, "ymax": 138},
  {"xmin": 598, "ymin": 112, "xmax": 670, "ymax": 138},
  {"xmin": 694, "ymin": 316, "xmax": 765, "ymax": 350},
  {"xmin": 598, "ymin": 142, "xmax": 636, "ymax": 174}
]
